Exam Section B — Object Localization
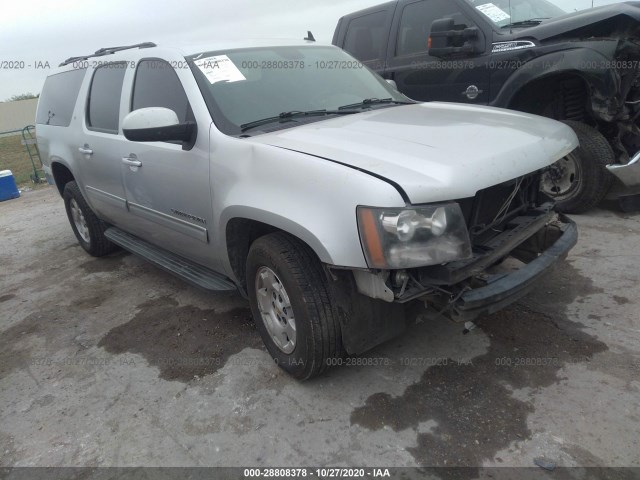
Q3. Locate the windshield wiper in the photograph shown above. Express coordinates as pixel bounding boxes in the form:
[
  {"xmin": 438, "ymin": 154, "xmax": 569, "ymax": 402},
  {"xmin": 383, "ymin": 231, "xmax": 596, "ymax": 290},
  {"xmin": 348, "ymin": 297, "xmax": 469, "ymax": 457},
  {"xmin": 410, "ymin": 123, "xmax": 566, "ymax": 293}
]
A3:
[
  {"xmin": 338, "ymin": 98, "xmax": 414, "ymax": 110},
  {"xmin": 500, "ymin": 18, "xmax": 550, "ymax": 29},
  {"xmin": 240, "ymin": 109, "xmax": 357, "ymax": 132}
]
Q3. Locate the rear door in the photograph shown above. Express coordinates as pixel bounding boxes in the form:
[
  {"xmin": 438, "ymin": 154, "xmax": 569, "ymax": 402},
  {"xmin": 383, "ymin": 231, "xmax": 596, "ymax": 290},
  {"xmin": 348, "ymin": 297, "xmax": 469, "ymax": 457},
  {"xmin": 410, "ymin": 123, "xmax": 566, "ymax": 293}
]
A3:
[
  {"xmin": 119, "ymin": 59, "xmax": 214, "ymax": 266},
  {"xmin": 75, "ymin": 63, "xmax": 130, "ymax": 226}
]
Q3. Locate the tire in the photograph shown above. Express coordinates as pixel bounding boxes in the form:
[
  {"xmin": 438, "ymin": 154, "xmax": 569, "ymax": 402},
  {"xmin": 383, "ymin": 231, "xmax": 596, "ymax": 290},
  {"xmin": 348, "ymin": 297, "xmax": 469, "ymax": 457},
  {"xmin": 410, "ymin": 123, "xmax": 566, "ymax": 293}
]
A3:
[
  {"xmin": 246, "ymin": 232, "xmax": 343, "ymax": 380},
  {"xmin": 63, "ymin": 181, "xmax": 117, "ymax": 257},
  {"xmin": 540, "ymin": 120, "xmax": 614, "ymax": 214}
]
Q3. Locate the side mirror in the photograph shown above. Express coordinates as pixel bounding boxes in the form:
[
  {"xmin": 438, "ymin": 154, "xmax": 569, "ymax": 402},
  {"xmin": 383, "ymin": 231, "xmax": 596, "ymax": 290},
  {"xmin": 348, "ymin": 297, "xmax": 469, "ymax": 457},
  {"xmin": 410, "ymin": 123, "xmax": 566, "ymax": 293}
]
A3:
[
  {"xmin": 123, "ymin": 107, "xmax": 196, "ymax": 150},
  {"xmin": 386, "ymin": 79, "xmax": 398, "ymax": 90},
  {"xmin": 428, "ymin": 18, "xmax": 482, "ymax": 57}
]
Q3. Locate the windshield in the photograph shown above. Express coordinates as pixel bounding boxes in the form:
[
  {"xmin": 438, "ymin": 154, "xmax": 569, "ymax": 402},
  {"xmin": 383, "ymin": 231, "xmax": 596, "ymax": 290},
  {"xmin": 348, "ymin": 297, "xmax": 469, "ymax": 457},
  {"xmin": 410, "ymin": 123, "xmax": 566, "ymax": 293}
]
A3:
[
  {"xmin": 465, "ymin": 0, "xmax": 566, "ymax": 28},
  {"xmin": 187, "ymin": 46, "xmax": 410, "ymax": 135}
]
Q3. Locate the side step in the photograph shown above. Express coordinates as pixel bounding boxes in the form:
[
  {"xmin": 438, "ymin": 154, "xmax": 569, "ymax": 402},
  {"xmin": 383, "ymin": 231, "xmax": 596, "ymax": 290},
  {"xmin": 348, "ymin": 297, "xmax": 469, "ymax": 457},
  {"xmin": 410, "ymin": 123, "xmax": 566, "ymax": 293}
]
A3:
[{"xmin": 104, "ymin": 227, "xmax": 237, "ymax": 291}]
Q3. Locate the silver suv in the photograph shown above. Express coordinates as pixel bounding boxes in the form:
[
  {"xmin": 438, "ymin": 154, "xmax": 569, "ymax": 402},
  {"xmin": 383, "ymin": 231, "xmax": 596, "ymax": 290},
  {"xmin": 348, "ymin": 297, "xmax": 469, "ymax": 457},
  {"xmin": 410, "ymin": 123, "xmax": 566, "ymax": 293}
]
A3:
[{"xmin": 37, "ymin": 40, "xmax": 579, "ymax": 379}]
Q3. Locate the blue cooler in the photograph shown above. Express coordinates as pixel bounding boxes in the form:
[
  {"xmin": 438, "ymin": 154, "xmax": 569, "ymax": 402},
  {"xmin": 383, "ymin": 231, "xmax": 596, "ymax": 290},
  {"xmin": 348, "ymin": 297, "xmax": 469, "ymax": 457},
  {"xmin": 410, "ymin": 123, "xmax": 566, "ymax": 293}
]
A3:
[{"xmin": 0, "ymin": 170, "xmax": 20, "ymax": 202}]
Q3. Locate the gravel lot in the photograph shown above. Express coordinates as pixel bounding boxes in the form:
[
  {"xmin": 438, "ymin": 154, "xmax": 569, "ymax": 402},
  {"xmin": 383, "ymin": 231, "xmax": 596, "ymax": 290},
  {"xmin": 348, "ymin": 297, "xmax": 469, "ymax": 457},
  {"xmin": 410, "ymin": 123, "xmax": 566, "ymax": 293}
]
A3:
[{"xmin": 1, "ymin": 187, "xmax": 639, "ymax": 476}]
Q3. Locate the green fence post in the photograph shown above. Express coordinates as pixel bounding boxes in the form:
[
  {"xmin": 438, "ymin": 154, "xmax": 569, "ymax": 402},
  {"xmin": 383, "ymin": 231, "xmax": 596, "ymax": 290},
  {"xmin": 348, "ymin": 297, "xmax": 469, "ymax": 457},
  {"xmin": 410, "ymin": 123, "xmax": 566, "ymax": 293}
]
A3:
[{"xmin": 21, "ymin": 125, "xmax": 42, "ymax": 183}]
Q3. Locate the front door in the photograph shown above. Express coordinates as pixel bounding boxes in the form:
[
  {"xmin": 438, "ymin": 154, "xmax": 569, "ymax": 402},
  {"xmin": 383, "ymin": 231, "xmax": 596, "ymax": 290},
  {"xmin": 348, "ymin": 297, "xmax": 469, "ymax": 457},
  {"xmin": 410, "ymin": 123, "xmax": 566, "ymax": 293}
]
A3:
[
  {"xmin": 385, "ymin": 0, "xmax": 492, "ymax": 104},
  {"xmin": 120, "ymin": 59, "xmax": 214, "ymax": 266}
]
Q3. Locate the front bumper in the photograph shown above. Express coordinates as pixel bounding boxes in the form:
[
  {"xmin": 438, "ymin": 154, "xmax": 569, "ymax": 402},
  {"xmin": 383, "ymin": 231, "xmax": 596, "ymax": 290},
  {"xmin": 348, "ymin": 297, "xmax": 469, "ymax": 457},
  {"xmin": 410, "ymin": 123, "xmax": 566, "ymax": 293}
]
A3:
[
  {"xmin": 607, "ymin": 151, "xmax": 640, "ymax": 187},
  {"xmin": 451, "ymin": 215, "xmax": 578, "ymax": 321}
]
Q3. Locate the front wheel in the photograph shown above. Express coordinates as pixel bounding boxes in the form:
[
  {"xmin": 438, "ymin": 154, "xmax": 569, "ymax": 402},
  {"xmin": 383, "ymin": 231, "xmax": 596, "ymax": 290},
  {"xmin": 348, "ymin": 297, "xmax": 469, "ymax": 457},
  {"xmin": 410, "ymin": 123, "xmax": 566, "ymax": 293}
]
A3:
[
  {"xmin": 246, "ymin": 232, "xmax": 343, "ymax": 380},
  {"xmin": 540, "ymin": 120, "xmax": 614, "ymax": 214}
]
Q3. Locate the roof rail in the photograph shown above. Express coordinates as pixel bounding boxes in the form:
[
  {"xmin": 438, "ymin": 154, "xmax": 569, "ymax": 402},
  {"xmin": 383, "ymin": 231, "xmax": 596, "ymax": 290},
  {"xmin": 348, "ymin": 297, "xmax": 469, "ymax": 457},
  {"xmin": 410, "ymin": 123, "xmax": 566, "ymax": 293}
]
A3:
[{"xmin": 59, "ymin": 42, "xmax": 157, "ymax": 67}]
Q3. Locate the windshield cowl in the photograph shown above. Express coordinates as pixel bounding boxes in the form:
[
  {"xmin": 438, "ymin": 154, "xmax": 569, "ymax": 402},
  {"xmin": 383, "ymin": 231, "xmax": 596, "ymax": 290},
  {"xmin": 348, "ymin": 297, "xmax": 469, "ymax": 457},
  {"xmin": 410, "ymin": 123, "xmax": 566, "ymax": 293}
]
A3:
[
  {"xmin": 240, "ymin": 109, "xmax": 358, "ymax": 133},
  {"xmin": 500, "ymin": 18, "xmax": 549, "ymax": 29},
  {"xmin": 239, "ymin": 102, "xmax": 415, "ymax": 135}
]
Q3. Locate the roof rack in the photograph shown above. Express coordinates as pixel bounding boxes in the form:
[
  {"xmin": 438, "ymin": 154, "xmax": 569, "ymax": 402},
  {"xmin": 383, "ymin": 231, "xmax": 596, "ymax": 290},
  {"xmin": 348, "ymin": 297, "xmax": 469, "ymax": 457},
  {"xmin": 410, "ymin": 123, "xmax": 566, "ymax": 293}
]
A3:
[{"xmin": 59, "ymin": 42, "xmax": 157, "ymax": 67}]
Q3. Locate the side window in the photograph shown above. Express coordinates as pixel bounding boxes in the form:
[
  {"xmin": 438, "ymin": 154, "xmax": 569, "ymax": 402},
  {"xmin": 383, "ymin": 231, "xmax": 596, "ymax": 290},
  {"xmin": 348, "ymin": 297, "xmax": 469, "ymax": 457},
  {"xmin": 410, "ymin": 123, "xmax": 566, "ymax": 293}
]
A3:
[
  {"xmin": 36, "ymin": 69, "xmax": 86, "ymax": 127},
  {"xmin": 396, "ymin": 0, "xmax": 473, "ymax": 57},
  {"xmin": 131, "ymin": 59, "xmax": 192, "ymax": 123},
  {"xmin": 343, "ymin": 11, "xmax": 388, "ymax": 63},
  {"xmin": 86, "ymin": 63, "xmax": 127, "ymax": 133}
]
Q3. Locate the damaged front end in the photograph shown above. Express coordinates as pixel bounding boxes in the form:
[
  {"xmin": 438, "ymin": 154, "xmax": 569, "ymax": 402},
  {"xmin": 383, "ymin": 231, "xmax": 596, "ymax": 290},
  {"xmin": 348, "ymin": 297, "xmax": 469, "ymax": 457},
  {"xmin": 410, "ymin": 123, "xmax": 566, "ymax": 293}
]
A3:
[
  {"xmin": 579, "ymin": 23, "xmax": 640, "ymax": 184},
  {"xmin": 515, "ymin": 7, "xmax": 640, "ymax": 186},
  {"xmin": 408, "ymin": 208, "xmax": 576, "ymax": 322},
  {"xmin": 357, "ymin": 172, "xmax": 577, "ymax": 322},
  {"xmin": 604, "ymin": 36, "xmax": 640, "ymax": 186}
]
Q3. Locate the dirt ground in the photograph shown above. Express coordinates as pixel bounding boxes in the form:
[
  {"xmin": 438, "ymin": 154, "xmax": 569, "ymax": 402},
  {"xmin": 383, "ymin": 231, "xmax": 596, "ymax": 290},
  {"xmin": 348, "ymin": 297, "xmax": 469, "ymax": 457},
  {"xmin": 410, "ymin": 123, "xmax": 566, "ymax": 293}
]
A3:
[{"xmin": 0, "ymin": 187, "xmax": 639, "ymax": 477}]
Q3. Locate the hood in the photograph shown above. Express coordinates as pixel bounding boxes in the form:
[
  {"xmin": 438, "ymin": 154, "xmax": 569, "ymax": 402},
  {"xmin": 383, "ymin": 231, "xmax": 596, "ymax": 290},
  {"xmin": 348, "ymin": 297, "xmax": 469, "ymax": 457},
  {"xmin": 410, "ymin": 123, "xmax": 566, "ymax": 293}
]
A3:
[
  {"xmin": 501, "ymin": 2, "xmax": 640, "ymax": 43},
  {"xmin": 249, "ymin": 103, "xmax": 578, "ymax": 204}
]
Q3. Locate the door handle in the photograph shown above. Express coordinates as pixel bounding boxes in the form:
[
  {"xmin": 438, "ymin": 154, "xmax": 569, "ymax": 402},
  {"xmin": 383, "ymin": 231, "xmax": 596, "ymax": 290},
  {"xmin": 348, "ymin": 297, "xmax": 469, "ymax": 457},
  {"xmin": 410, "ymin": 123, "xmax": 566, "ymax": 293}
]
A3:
[
  {"xmin": 78, "ymin": 146, "xmax": 93, "ymax": 155},
  {"xmin": 122, "ymin": 157, "xmax": 142, "ymax": 168}
]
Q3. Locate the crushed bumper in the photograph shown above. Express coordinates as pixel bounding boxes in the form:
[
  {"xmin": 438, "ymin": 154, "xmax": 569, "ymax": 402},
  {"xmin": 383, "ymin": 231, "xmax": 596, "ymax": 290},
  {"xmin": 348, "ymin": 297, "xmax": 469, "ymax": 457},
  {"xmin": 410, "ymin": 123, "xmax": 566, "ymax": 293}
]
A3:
[
  {"xmin": 608, "ymin": 151, "xmax": 640, "ymax": 187},
  {"xmin": 451, "ymin": 215, "xmax": 578, "ymax": 321}
]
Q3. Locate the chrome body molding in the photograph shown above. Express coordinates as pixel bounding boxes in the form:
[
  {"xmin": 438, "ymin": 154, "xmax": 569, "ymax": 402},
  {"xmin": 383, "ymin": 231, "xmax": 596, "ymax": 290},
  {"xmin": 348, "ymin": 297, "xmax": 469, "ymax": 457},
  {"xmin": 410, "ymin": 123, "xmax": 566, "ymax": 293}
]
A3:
[{"xmin": 127, "ymin": 202, "xmax": 209, "ymax": 243}]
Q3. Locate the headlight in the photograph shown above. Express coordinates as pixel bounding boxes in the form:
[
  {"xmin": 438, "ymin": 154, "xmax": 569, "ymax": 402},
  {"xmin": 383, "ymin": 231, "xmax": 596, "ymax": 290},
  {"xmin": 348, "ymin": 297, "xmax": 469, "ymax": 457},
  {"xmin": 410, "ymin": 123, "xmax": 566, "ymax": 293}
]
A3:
[{"xmin": 357, "ymin": 203, "xmax": 472, "ymax": 269}]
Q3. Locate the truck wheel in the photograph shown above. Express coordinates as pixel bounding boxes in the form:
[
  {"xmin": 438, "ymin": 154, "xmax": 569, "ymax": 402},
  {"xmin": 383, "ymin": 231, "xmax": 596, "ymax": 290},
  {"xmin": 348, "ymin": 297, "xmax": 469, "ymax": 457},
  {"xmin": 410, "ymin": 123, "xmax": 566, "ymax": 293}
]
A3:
[
  {"xmin": 63, "ymin": 181, "xmax": 116, "ymax": 257},
  {"xmin": 540, "ymin": 120, "xmax": 614, "ymax": 214},
  {"xmin": 246, "ymin": 232, "xmax": 342, "ymax": 380}
]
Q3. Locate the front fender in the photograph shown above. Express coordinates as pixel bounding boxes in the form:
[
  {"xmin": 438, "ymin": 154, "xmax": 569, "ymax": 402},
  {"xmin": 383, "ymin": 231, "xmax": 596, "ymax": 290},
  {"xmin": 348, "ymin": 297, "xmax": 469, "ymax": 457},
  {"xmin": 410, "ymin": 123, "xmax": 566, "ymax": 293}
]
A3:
[
  {"xmin": 211, "ymin": 136, "xmax": 406, "ymax": 277},
  {"xmin": 220, "ymin": 205, "xmax": 334, "ymax": 264},
  {"xmin": 491, "ymin": 45, "xmax": 621, "ymax": 121}
]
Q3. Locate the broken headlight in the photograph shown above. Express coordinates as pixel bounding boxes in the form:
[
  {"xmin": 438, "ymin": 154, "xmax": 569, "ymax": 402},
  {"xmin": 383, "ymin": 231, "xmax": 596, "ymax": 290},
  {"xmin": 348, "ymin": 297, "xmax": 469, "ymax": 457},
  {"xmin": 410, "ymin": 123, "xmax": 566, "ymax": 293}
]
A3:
[{"xmin": 357, "ymin": 203, "xmax": 472, "ymax": 269}]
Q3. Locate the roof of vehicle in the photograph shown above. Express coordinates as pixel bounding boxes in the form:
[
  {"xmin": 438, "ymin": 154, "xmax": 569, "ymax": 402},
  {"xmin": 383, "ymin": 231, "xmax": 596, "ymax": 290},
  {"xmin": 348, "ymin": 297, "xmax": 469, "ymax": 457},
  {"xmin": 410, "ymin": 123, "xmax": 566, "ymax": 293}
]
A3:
[
  {"xmin": 337, "ymin": 0, "xmax": 395, "ymax": 20},
  {"xmin": 58, "ymin": 38, "xmax": 330, "ymax": 67},
  {"xmin": 177, "ymin": 38, "xmax": 329, "ymax": 55}
]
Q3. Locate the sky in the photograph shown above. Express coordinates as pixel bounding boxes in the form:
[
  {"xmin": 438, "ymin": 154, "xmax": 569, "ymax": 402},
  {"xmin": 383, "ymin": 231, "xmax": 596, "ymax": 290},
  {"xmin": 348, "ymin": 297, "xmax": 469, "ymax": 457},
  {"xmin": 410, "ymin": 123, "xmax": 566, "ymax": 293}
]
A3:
[{"xmin": 0, "ymin": 0, "xmax": 625, "ymax": 101}]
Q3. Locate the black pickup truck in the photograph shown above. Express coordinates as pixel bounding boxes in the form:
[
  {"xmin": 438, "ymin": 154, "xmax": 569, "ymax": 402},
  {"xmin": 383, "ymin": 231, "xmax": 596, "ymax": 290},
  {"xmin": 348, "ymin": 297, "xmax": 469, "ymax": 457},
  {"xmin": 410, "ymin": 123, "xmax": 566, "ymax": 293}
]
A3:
[{"xmin": 333, "ymin": 0, "xmax": 640, "ymax": 212}]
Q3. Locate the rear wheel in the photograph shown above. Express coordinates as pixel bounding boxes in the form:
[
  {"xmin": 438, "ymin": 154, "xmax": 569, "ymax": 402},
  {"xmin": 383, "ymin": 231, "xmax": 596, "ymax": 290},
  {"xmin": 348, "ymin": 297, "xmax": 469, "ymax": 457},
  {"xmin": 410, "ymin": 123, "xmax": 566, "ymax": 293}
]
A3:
[
  {"xmin": 540, "ymin": 120, "xmax": 614, "ymax": 213},
  {"xmin": 63, "ymin": 181, "xmax": 116, "ymax": 257},
  {"xmin": 246, "ymin": 232, "xmax": 342, "ymax": 380}
]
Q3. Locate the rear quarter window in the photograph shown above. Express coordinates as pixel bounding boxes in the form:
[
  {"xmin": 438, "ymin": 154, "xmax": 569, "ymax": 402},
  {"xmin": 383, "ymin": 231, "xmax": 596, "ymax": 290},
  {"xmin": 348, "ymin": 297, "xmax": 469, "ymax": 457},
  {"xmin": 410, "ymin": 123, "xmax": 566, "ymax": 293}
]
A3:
[{"xmin": 36, "ymin": 68, "xmax": 87, "ymax": 127}]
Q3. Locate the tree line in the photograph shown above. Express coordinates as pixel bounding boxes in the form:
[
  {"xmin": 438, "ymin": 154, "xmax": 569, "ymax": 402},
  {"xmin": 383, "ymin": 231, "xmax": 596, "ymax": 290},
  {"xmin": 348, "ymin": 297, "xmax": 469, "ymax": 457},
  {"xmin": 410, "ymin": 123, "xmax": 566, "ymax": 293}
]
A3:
[{"xmin": 2, "ymin": 93, "xmax": 39, "ymax": 102}]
